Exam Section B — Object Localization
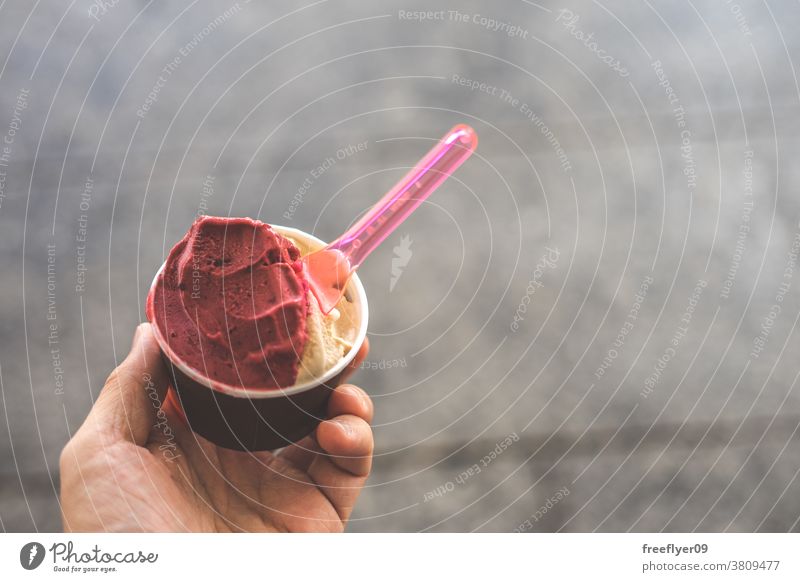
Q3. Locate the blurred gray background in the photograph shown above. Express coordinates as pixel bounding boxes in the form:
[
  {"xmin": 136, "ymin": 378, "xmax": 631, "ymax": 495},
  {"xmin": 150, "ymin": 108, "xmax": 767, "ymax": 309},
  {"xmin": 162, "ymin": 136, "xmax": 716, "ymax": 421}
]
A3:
[{"xmin": 1, "ymin": 0, "xmax": 800, "ymax": 532}]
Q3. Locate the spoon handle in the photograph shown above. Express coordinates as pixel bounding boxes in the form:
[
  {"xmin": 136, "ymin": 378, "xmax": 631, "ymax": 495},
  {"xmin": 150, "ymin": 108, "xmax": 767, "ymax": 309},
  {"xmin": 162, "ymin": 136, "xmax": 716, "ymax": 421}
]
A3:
[{"xmin": 328, "ymin": 124, "xmax": 478, "ymax": 268}]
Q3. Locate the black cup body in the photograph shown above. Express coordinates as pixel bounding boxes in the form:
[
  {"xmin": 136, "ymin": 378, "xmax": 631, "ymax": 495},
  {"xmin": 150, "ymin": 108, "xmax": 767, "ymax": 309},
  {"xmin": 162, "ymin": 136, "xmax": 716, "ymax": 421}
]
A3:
[{"xmin": 163, "ymin": 354, "xmax": 345, "ymax": 451}]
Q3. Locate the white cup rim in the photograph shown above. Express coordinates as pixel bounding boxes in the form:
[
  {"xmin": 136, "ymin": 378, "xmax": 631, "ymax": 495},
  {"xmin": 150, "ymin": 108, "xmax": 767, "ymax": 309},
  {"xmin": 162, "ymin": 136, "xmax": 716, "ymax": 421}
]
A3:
[{"xmin": 147, "ymin": 224, "xmax": 369, "ymax": 399}]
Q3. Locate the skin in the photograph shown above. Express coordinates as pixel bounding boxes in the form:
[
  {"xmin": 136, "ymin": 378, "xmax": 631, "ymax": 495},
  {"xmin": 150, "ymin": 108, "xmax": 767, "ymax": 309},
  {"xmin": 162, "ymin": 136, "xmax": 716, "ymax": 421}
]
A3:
[{"xmin": 60, "ymin": 323, "xmax": 373, "ymax": 532}]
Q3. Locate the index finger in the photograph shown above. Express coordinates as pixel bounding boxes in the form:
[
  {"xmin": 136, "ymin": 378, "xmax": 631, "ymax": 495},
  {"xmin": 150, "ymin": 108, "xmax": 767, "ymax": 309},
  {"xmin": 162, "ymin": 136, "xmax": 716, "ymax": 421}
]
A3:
[{"xmin": 336, "ymin": 337, "xmax": 369, "ymax": 384}]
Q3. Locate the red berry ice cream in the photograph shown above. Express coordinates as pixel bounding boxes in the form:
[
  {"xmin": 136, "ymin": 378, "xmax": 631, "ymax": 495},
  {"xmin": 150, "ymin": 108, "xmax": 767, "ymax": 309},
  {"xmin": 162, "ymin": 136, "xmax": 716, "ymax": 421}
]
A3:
[{"xmin": 147, "ymin": 216, "xmax": 356, "ymax": 390}]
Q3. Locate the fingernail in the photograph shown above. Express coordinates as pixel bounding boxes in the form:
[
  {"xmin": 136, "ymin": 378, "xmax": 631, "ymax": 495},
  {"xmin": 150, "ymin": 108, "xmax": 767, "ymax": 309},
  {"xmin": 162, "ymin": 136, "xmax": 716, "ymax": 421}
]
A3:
[
  {"xmin": 334, "ymin": 419, "xmax": 353, "ymax": 437},
  {"xmin": 132, "ymin": 324, "xmax": 144, "ymax": 344},
  {"xmin": 345, "ymin": 384, "xmax": 365, "ymax": 402},
  {"xmin": 350, "ymin": 386, "xmax": 370, "ymax": 412}
]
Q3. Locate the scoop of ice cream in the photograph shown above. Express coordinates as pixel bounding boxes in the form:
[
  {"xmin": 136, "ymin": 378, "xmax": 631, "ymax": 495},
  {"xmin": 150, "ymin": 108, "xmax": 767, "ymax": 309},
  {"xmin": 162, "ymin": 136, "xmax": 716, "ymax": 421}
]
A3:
[
  {"xmin": 286, "ymin": 234, "xmax": 358, "ymax": 385},
  {"xmin": 147, "ymin": 216, "xmax": 309, "ymax": 389}
]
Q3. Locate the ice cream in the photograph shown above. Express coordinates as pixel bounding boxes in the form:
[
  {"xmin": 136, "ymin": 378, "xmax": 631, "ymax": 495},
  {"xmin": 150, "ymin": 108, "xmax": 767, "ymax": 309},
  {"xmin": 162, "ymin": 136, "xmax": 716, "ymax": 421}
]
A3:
[
  {"xmin": 284, "ymin": 231, "xmax": 358, "ymax": 385},
  {"xmin": 147, "ymin": 216, "xmax": 356, "ymax": 390}
]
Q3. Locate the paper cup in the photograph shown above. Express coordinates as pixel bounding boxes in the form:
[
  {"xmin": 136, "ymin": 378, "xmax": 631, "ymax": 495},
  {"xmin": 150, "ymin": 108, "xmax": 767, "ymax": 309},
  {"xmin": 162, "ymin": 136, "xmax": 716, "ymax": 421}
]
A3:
[{"xmin": 145, "ymin": 225, "xmax": 369, "ymax": 451}]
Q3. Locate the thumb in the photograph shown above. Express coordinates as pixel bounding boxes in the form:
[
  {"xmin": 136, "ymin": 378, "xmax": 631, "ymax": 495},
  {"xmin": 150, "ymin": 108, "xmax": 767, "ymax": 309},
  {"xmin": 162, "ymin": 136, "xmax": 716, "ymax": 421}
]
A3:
[{"xmin": 83, "ymin": 323, "xmax": 170, "ymax": 446}]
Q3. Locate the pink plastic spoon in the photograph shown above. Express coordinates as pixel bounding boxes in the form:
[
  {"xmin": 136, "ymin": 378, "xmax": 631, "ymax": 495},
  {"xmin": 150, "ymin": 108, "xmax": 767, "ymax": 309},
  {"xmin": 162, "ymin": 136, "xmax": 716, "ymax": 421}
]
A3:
[{"xmin": 303, "ymin": 124, "xmax": 478, "ymax": 314}]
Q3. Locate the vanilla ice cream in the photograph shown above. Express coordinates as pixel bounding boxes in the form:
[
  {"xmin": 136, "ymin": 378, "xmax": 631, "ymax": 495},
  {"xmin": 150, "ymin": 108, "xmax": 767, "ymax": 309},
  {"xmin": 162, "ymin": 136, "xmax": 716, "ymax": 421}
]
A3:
[{"xmin": 282, "ymin": 231, "xmax": 359, "ymax": 386}]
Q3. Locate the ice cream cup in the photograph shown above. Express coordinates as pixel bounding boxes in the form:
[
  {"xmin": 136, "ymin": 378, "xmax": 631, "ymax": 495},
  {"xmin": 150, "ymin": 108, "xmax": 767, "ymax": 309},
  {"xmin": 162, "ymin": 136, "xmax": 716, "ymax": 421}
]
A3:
[{"xmin": 145, "ymin": 225, "xmax": 369, "ymax": 451}]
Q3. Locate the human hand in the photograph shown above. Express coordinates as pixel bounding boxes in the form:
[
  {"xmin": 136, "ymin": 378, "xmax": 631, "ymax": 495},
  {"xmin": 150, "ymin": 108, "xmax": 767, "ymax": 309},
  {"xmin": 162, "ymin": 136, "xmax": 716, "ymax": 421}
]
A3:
[{"xmin": 60, "ymin": 323, "xmax": 373, "ymax": 532}]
